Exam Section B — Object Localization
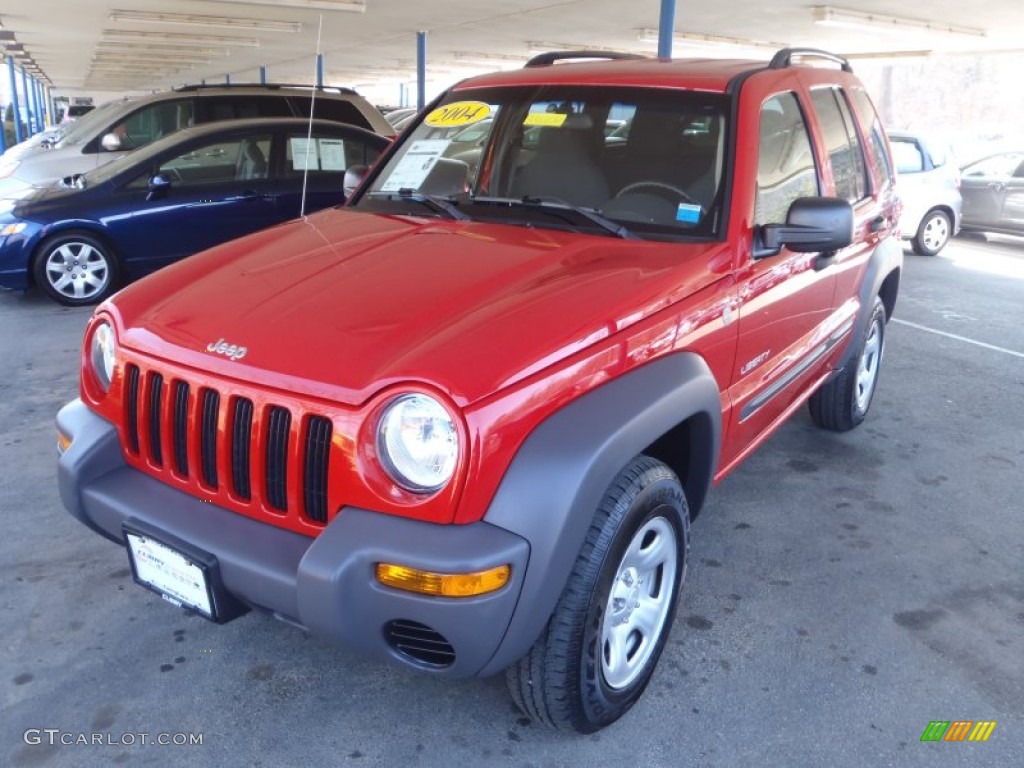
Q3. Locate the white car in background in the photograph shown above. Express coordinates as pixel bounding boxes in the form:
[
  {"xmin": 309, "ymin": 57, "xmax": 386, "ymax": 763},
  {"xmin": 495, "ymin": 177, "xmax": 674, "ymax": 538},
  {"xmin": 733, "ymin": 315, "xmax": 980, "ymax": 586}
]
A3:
[{"xmin": 889, "ymin": 130, "xmax": 962, "ymax": 255}]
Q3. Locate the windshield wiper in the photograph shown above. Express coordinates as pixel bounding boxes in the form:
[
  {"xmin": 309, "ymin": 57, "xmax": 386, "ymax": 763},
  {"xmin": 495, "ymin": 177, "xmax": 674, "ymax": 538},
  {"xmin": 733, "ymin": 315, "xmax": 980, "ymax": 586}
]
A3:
[
  {"xmin": 472, "ymin": 196, "xmax": 638, "ymax": 240},
  {"xmin": 368, "ymin": 188, "xmax": 469, "ymax": 221}
]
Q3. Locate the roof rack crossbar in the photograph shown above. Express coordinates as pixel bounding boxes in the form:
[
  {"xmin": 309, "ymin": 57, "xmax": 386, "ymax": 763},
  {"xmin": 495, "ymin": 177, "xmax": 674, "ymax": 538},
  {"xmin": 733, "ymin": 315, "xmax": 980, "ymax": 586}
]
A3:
[
  {"xmin": 768, "ymin": 48, "xmax": 852, "ymax": 73},
  {"xmin": 524, "ymin": 51, "xmax": 648, "ymax": 68},
  {"xmin": 173, "ymin": 82, "xmax": 358, "ymax": 95}
]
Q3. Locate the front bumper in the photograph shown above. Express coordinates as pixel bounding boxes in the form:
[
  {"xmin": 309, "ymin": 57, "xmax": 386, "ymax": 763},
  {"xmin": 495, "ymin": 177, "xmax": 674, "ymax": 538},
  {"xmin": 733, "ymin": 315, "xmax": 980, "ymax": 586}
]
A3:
[{"xmin": 57, "ymin": 399, "xmax": 530, "ymax": 677}]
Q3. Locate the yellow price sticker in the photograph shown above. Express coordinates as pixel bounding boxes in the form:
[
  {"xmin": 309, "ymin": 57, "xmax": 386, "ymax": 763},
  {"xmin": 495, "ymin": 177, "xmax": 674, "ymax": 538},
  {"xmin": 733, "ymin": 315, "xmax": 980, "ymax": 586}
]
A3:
[
  {"xmin": 424, "ymin": 101, "xmax": 491, "ymax": 128},
  {"xmin": 524, "ymin": 112, "xmax": 568, "ymax": 127}
]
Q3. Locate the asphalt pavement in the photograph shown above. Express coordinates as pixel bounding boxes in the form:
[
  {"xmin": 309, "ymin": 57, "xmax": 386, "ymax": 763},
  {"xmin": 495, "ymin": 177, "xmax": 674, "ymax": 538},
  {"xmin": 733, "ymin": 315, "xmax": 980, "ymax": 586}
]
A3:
[{"xmin": 2, "ymin": 234, "xmax": 1022, "ymax": 767}]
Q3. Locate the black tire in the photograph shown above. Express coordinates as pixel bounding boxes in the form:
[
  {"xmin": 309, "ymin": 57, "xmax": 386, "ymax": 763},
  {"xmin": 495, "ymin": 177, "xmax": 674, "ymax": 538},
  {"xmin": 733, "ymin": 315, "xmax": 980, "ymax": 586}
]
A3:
[
  {"xmin": 911, "ymin": 209, "xmax": 951, "ymax": 256},
  {"xmin": 33, "ymin": 231, "xmax": 120, "ymax": 306},
  {"xmin": 808, "ymin": 297, "xmax": 887, "ymax": 432},
  {"xmin": 506, "ymin": 455, "xmax": 690, "ymax": 733}
]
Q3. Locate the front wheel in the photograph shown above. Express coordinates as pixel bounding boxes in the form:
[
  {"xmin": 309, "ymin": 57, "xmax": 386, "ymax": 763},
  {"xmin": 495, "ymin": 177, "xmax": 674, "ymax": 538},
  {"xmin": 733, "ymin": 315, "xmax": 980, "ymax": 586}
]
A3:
[
  {"xmin": 506, "ymin": 455, "xmax": 689, "ymax": 733},
  {"xmin": 808, "ymin": 296, "xmax": 887, "ymax": 432},
  {"xmin": 33, "ymin": 232, "xmax": 120, "ymax": 306},
  {"xmin": 911, "ymin": 209, "xmax": 951, "ymax": 255}
]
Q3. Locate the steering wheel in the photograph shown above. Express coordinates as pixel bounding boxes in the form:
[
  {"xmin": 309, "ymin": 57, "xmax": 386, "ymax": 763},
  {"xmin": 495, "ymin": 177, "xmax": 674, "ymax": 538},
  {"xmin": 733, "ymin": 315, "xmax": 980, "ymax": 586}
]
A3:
[{"xmin": 615, "ymin": 180, "xmax": 699, "ymax": 207}]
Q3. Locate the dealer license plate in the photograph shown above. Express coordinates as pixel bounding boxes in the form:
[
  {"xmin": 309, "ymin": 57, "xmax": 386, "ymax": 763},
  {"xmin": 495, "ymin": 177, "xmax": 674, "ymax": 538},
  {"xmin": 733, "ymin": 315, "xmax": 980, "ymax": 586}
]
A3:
[{"xmin": 126, "ymin": 531, "xmax": 214, "ymax": 619}]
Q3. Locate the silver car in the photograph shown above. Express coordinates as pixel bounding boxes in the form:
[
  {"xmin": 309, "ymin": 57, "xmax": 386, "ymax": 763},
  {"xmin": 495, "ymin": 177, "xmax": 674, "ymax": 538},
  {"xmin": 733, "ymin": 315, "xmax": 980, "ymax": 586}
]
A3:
[
  {"xmin": 0, "ymin": 85, "xmax": 393, "ymax": 199},
  {"xmin": 889, "ymin": 130, "xmax": 962, "ymax": 255}
]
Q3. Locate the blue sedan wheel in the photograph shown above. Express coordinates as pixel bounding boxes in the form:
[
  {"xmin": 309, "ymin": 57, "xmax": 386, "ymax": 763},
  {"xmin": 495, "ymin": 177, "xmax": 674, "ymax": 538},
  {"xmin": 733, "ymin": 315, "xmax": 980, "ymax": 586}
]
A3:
[{"xmin": 33, "ymin": 233, "xmax": 120, "ymax": 306}]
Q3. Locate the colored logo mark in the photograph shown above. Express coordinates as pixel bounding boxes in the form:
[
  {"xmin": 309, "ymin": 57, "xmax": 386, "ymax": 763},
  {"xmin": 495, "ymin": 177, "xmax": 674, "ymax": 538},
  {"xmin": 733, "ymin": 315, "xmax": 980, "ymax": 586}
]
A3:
[{"xmin": 921, "ymin": 721, "xmax": 996, "ymax": 742}]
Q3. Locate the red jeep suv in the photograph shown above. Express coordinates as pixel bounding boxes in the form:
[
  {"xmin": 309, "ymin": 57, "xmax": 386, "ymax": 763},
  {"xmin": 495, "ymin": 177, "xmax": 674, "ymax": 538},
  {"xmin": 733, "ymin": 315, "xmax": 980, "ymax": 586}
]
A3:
[{"xmin": 57, "ymin": 48, "xmax": 901, "ymax": 733}]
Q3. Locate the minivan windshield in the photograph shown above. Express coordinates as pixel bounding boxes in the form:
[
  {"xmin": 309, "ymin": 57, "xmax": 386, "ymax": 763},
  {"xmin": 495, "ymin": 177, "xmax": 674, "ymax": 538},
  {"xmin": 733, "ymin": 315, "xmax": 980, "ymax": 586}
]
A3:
[{"xmin": 357, "ymin": 85, "xmax": 729, "ymax": 240}]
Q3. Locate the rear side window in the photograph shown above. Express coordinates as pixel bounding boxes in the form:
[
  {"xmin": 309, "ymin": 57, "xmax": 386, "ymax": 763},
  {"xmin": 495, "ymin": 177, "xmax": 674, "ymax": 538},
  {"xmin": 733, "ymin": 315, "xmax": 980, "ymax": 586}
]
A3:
[
  {"xmin": 202, "ymin": 96, "xmax": 292, "ymax": 121},
  {"xmin": 283, "ymin": 131, "xmax": 383, "ymax": 177},
  {"xmin": 755, "ymin": 93, "xmax": 819, "ymax": 226},
  {"xmin": 849, "ymin": 89, "xmax": 893, "ymax": 192},
  {"xmin": 810, "ymin": 87, "xmax": 867, "ymax": 203},
  {"xmin": 289, "ymin": 97, "xmax": 373, "ymax": 131},
  {"xmin": 890, "ymin": 138, "xmax": 925, "ymax": 174}
]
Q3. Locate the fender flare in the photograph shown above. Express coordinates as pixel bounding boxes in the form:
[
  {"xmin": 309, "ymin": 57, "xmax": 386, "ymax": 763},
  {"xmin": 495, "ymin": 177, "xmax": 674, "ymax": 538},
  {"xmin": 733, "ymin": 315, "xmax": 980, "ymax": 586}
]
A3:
[
  {"xmin": 836, "ymin": 236, "xmax": 902, "ymax": 372},
  {"xmin": 477, "ymin": 352, "xmax": 721, "ymax": 675}
]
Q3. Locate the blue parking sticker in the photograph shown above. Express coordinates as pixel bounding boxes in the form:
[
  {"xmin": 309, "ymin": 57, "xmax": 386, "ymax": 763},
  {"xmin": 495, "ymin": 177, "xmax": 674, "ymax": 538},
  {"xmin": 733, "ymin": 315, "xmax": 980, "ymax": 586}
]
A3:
[{"xmin": 676, "ymin": 203, "xmax": 702, "ymax": 223}]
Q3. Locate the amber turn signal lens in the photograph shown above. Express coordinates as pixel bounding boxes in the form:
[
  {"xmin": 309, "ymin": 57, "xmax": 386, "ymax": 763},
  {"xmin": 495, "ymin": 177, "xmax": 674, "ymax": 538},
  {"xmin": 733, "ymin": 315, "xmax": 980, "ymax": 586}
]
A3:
[
  {"xmin": 376, "ymin": 563, "xmax": 510, "ymax": 597},
  {"xmin": 57, "ymin": 430, "xmax": 72, "ymax": 455}
]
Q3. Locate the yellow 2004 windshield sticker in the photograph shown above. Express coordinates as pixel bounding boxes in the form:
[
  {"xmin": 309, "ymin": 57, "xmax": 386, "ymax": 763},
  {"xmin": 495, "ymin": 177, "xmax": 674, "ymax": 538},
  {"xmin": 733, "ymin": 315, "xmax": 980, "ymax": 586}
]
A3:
[{"xmin": 425, "ymin": 101, "xmax": 491, "ymax": 128}]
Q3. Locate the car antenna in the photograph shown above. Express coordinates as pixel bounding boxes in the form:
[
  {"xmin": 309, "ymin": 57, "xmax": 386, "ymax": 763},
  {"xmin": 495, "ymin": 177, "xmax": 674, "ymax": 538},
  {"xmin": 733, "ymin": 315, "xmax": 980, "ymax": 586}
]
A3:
[{"xmin": 299, "ymin": 13, "xmax": 324, "ymax": 219}]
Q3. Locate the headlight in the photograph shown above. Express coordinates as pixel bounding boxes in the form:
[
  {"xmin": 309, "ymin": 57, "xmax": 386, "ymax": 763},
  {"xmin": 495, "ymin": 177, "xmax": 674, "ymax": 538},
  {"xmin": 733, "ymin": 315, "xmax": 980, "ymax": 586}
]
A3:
[
  {"xmin": 89, "ymin": 321, "xmax": 117, "ymax": 393},
  {"xmin": 0, "ymin": 222, "xmax": 27, "ymax": 236},
  {"xmin": 377, "ymin": 394, "xmax": 458, "ymax": 492}
]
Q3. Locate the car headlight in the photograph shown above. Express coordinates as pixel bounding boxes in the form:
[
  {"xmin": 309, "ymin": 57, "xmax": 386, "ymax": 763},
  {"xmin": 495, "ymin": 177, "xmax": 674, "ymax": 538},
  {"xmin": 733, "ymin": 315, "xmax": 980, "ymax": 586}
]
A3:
[
  {"xmin": 89, "ymin": 321, "xmax": 117, "ymax": 393},
  {"xmin": 377, "ymin": 394, "xmax": 458, "ymax": 492},
  {"xmin": 0, "ymin": 222, "xmax": 27, "ymax": 236}
]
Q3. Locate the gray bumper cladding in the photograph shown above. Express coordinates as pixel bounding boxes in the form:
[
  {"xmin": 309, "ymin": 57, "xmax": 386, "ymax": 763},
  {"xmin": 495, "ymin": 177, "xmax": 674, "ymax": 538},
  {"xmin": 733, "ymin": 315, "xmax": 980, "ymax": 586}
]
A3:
[{"xmin": 55, "ymin": 399, "xmax": 530, "ymax": 678}]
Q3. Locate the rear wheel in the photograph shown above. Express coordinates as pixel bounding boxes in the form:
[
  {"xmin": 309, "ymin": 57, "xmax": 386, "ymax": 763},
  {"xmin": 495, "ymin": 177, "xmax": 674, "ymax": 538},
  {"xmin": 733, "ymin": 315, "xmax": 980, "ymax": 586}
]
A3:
[
  {"xmin": 33, "ymin": 232, "xmax": 120, "ymax": 306},
  {"xmin": 506, "ymin": 456, "xmax": 689, "ymax": 733},
  {"xmin": 911, "ymin": 209, "xmax": 951, "ymax": 255},
  {"xmin": 809, "ymin": 296, "xmax": 887, "ymax": 432}
]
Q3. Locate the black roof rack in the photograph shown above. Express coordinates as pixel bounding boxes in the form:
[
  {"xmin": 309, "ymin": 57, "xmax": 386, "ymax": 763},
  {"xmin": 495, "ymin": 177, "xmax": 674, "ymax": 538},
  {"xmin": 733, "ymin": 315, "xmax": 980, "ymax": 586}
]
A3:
[
  {"xmin": 525, "ymin": 51, "xmax": 648, "ymax": 68},
  {"xmin": 173, "ymin": 82, "xmax": 358, "ymax": 95},
  {"xmin": 768, "ymin": 48, "xmax": 852, "ymax": 73}
]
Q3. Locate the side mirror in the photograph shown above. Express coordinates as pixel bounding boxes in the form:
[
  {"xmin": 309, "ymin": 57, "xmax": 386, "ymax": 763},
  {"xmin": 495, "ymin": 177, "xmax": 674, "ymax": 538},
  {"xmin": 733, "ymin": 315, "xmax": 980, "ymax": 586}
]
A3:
[
  {"xmin": 760, "ymin": 197, "xmax": 854, "ymax": 253},
  {"xmin": 343, "ymin": 164, "xmax": 369, "ymax": 199},
  {"xmin": 100, "ymin": 132, "xmax": 123, "ymax": 152},
  {"xmin": 146, "ymin": 172, "xmax": 172, "ymax": 200}
]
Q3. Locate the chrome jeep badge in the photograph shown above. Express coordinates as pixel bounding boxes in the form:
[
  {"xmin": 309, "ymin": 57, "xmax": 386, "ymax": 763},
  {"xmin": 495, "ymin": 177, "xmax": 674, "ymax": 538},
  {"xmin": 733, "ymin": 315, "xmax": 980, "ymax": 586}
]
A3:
[{"xmin": 206, "ymin": 338, "xmax": 247, "ymax": 361}]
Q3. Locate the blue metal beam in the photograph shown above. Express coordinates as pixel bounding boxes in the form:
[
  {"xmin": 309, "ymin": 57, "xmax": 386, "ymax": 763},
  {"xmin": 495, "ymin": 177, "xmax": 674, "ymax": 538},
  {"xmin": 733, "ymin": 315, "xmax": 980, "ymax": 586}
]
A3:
[
  {"xmin": 6, "ymin": 58, "xmax": 21, "ymax": 143},
  {"xmin": 416, "ymin": 31, "xmax": 426, "ymax": 111},
  {"xmin": 316, "ymin": 54, "xmax": 324, "ymax": 88},
  {"xmin": 35, "ymin": 79, "xmax": 45, "ymax": 131},
  {"xmin": 259, "ymin": 66, "xmax": 267, "ymax": 85},
  {"xmin": 658, "ymin": 0, "xmax": 676, "ymax": 59},
  {"xmin": 225, "ymin": 73, "xmax": 231, "ymax": 84},
  {"xmin": 21, "ymin": 68, "xmax": 34, "ymax": 137}
]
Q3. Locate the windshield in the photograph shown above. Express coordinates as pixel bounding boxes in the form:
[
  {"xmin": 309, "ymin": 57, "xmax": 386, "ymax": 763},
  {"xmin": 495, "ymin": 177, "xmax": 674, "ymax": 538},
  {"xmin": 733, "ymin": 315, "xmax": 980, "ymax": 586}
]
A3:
[
  {"xmin": 358, "ymin": 85, "xmax": 728, "ymax": 239},
  {"xmin": 58, "ymin": 99, "xmax": 131, "ymax": 147}
]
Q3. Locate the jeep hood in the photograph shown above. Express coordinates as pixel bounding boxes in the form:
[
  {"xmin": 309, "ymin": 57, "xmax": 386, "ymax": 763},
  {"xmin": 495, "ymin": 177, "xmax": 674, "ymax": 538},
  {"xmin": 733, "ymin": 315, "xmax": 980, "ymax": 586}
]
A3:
[{"xmin": 110, "ymin": 209, "xmax": 727, "ymax": 406}]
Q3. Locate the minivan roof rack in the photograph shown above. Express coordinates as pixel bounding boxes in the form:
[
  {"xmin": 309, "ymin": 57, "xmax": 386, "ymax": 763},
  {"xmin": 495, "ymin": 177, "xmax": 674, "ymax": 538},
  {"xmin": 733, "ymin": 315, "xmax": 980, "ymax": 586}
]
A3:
[
  {"xmin": 525, "ymin": 51, "xmax": 648, "ymax": 68},
  {"xmin": 173, "ymin": 82, "xmax": 358, "ymax": 95},
  {"xmin": 768, "ymin": 48, "xmax": 852, "ymax": 73}
]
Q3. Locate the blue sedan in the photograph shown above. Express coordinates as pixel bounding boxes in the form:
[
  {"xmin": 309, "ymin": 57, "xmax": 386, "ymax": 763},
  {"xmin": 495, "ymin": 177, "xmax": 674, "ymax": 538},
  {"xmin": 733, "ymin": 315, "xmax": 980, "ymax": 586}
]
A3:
[{"xmin": 0, "ymin": 118, "xmax": 387, "ymax": 305}]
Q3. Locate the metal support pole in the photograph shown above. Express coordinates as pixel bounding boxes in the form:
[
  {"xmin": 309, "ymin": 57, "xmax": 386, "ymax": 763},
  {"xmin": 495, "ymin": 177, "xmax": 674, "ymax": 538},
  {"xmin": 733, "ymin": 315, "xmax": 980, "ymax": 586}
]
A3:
[
  {"xmin": 658, "ymin": 0, "xmax": 676, "ymax": 59},
  {"xmin": 416, "ymin": 31, "xmax": 426, "ymax": 111},
  {"xmin": 316, "ymin": 54, "xmax": 323, "ymax": 88},
  {"xmin": 225, "ymin": 73, "xmax": 231, "ymax": 84},
  {"xmin": 7, "ymin": 57, "xmax": 21, "ymax": 143},
  {"xmin": 21, "ymin": 67, "xmax": 34, "ymax": 136},
  {"xmin": 259, "ymin": 66, "xmax": 267, "ymax": 84},
  {"xmin": 44, "ymin": 84, "xmax": 55, "ymax": 126},
  {"xmin": 35, "ymin": 80, "xmax": 45, "ymax": 130}
]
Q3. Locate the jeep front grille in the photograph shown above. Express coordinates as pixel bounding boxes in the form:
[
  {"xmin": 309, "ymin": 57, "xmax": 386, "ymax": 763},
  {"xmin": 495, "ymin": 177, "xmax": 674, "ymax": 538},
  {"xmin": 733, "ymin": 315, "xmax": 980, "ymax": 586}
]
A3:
[{"xmin": 122, "ymin": 362, "xmax": 334, "ymax": 530}]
